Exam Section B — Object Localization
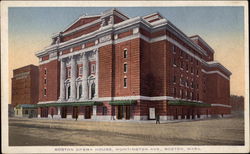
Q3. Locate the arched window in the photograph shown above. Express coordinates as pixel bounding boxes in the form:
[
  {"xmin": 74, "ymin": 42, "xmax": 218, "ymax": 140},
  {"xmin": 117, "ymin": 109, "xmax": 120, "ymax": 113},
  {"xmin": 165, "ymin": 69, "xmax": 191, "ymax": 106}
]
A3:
[
  {"xmin": 67, "ymin": 86, "xmax": 71, "ymax": 99},
  {"xmin": 91, "ymin": 83, "xmax": 95, "ymax": 99},
  {"xmin": 78, "ymin": 85, "xmax": 82, "ymax": 99}
]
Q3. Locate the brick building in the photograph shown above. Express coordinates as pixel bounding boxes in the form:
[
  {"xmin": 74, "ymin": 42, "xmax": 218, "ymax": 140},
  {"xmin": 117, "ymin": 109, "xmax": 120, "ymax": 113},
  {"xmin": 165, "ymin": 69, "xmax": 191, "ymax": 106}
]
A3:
[
  {"xmin": 11, "ymin": 65, "xmax": 39, "ymax": 107},
  {"xmin": 36, "ymin": 8, "xmax": 231, "ymax": 120}
]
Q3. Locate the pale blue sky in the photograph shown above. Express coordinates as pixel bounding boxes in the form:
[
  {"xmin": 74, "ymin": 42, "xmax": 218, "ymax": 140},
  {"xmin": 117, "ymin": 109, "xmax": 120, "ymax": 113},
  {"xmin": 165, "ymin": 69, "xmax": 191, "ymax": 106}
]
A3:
[
  {"xmin": 8, "ymin": 7, "xmax": 245, "ymax": 96},
  {"xmin": 9, "ymin": 7, "xmax": 243, "ymax": 40}
]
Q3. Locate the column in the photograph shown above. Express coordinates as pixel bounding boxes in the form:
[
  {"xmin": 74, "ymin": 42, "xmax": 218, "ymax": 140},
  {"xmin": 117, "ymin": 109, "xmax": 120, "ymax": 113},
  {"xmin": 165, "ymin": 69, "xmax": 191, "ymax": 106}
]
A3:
[
  {"xmin": 58, "ymin": 58, "xmax": 66, "ymax": 101},
  {"xmin": 69, "ymin": 56, "xmax": 77, "ymax": 101},
  {"xmin": 95, "ymin": 49, "xmax": 99, "ymax": 98},
  {"xmin": 80, "ymin": 53, "xmax": 89, "ymax": 100}
]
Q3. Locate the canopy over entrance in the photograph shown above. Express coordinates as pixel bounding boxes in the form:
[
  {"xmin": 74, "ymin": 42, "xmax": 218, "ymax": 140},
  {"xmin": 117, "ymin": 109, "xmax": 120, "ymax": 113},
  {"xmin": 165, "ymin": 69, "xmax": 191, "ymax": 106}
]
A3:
[
  {"xmin": 37, "ymin": 101, "xmax": 103, "ymax": 107},
  {"xmin": 109, "ymin": 100, "xmax": 136, "ymax": 106}
]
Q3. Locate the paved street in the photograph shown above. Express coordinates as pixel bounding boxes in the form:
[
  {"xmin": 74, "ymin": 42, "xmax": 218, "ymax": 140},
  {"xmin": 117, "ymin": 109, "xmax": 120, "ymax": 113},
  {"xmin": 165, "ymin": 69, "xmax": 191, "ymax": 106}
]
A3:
[{"xmin": 9, "ymin": 117, "xmax": 244, "ymax": 146}]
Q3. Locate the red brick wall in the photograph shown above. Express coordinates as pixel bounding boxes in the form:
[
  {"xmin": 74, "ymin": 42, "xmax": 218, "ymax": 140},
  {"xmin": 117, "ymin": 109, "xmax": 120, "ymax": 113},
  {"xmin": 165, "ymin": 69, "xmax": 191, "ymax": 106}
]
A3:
[
  {"xmin": 205, "ymin": 73, "xmax": 230, "ymax": 106},
  {"xmin": 62, "ymin": 24, "xmax": 101, "ymax": 42},
  {"xmin": 12, "ymin": 65, "xmax": 39, "ymax": 107},
  {"xmin": 64, "ymin": 16, "xmax": 100, "ymax": 32},
  {"xmin": 99, "ymin": 44, "xmax": 113, "ymax": 97},
  {"xmin": 39, "ymin": 60, "xmax": 60, "ymax": 102},
  {"xmin": 114, "ymin": 38, "xmax": 140, "ymax": 96}
]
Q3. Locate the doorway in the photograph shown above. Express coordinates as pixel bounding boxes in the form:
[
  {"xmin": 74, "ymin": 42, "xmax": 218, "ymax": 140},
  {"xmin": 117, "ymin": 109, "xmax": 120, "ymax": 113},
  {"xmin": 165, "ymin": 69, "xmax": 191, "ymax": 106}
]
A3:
[
  {"xmin": 61, "ymin": 106, "xmax": 67, "ymax": 118},
  {"xmin": 85, "ymin": 106, "xmax": 91, "ymax": 119},
  {"xmin": 72, "ymin": 106, "xmax": 78, "ymax": 119},
  {"xmin": 117, "ymin": 106, "xmax": 123, "ymax": 119},
  {"xmin": 125, "ymin": 106, "xmax": 130, "ymax": 120}
]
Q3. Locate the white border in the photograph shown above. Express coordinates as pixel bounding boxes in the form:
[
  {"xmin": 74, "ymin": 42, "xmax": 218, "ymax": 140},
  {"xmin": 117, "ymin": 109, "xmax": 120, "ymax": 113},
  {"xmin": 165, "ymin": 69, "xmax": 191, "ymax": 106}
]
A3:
[{"xmin": 1, "ymin": 1, "xmax": 249, "ymax": 153}]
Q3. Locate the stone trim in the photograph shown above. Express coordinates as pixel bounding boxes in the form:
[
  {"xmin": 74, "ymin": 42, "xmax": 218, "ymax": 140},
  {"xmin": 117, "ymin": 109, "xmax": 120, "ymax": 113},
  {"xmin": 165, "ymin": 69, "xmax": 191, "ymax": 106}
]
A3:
[
  {"xmin": 201, "ymin": 69, "xmax": 230, "ymax": 80},
  {"xmin": 211, "ymin": 104, "xmax": 231, "ymax": 108}
]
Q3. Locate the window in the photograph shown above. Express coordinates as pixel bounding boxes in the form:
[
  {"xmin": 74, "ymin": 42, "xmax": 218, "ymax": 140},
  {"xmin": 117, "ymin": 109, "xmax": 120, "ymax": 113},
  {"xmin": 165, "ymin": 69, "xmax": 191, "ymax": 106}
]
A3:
[
  {"xmin": 186, "ymin": 54, "xmax": 189, "ymax": 60},
  {"xmin": 191, "ymin": 67, "xmax": 193, "ymax": 73},
  {"xmin": 196, "ymin": 69, "xmax": 199, "ymax": 75},
  {"xmin": 196, "ymin": 60, "xmax": 199, "ymax": 65},
  {"xmin": 67, "ymin": 69, "xmax": 71, "ymax": 78},
  {"xmin": 173, "ymin": 75, "xmax": 176, "ymax": 83},
  {"xmin": 173, "ymin": 57, "xmax": 177, "ymax": 66},
  {"xmin": 44, "ymin": 78, "xmax": 47, "ymax": 84},
  {"xmin": 180, "ymin": 89, "xmax": 182, "ymax": 97},
  {"xmin": 191, "ymin": 92, "xmax": 194, "ymax": 100},
  {"xmin": 197, "ymin": 93, "xmax": 199, "ymax": 100},
  {"xmin": 43, "ymin": 88, "xmax": 47, "ymax": 96},
  {"xmin": 181, "ymin": 61, "xmax": 184, "ymax": 69},
  {"xmin": 124, "ymin": 63, "xmax": 128, "ymax": 73},
  {"xmin": 191, "ymin": 57, "xmax": 193, "ymax": 62},
  {"xmin": 78, "ymin": 85, "xmax": 82, "ymax": 99},
  {"xmin": 172, "ymin": 45, "xmax": 176, "ymax": 53},
  {"xmin": 173, "ymin": 87, "xmax": 177, "ymax": 97},
  {"xmin": 197, "ymin": 83, "xmax": 199, "ymax": 89},
  {"xmin": 180, "ymin": 50, "xmax": 183, "ymax": 57},
  {"xmin": 124, "ymin": 77, "xmax": 127, "ymax": 88},
  {"xmin": 186, "ymin": 81, "xmax": 189, "ymax": 87},
  {"xmin": 44, "ymin": 69, "xmax": 47, "ymax": 75},
  {"xmin": 79, "ymin": 67, "xmax": 82, "ymax": 75},
  {"xmin": 91, "ymin": 83, "xmax": 95, "ymax": 99},
  {"xmin": 25, "ymin": 110, "xmax": 28, "ymax": 114},
  {"xmin": 186, "ymin": 63, "xmax": 189, "ymax": 71},
  {"xmin": 91, "ymin": 64, "xmax": 96, "ymax": 73},
  {"xmin": 124, "ymin": 49, "xmax": 128, "ymax": 58}
]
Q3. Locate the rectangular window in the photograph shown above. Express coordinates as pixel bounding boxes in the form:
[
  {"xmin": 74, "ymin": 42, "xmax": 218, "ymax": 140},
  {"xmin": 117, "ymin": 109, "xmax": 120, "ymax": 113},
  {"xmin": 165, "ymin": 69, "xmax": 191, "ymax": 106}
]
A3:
[
  {"xmin": 124, "ymin": 77, "xmax": 127, "ymax": 88},
  {"xmin": 172, "ymin": 45, "xmax": 176, "ymax": 53},
  {"xmin": 191, "ymin": 57, "xmax": 193, "ymax": 62},
  {"xmin": 191, "ymin": 67, "xmax": 193, "ymax": 73},
  {"xmin": 124, "ymin": 63, "xmax": 128, "ymax": 73},
  {"xmin": 43, "ymin": 88, "xmax": 47, "ymax": 96},
  {"xmin": 173, "ymin": 75, "xmax": 176, "ymax": 83},
  {"xmin": 173, "ymin": 57, "xmax": 177, "ymax": 66},
  {"xmin": 44, "ymin": 69, "xmax": 47, "ymax": 75},
  {"xmin": 181, "ymin": 61, "xmax": 184, "ymax": 69},
  {"xmin": 186, "ymin": 54, "xmax": 189, "ymax": 60},
  {"xmin": 91, "ymin": 64, "xmax": 96, "ymax": 73},
  {"xmin": 124, "ymin": 49, "xmax": 128, "ymax": 58},
  {"xmin": 186, "ymin": 63, "xmax": 188, "ymax": 71},
  {"xmin": 196, "ymin": 69, "xmax": 199, "ymax": 75},
  {"xmin": 67, "ymin": 69, "xmax": 71, "ymax": 78},
  {"xmin": 44, "ymin": 78, "xmax": 47, "ymax": 84},
  {"xmin": 197, "ymin": 93, "xmax": 199, "ymax": 100},
  {"xmin": 180, "ymin": 50, "xmax": 183, "ymax": 57},
  {"xmin": 79, "ymin": 67, "xmax": 82, "ymax": 75},
  {"xmin": 173, "ymin": 87, "xmax": 176, "ymax": 97}
]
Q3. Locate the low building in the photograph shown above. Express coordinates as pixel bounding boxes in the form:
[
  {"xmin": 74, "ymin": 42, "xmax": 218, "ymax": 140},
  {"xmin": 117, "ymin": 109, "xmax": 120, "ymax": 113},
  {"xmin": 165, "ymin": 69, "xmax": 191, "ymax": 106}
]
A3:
[
  {"xmin": 36, "ymin": 8, "xmax": 231, "ymax": 121},
  {"xmin": 14, "ymin": 104, "xmax": 38, "ymax": 118},
  {"xmin": 8, "ymin": 104, "xmax": 14, "ymax": 117}
]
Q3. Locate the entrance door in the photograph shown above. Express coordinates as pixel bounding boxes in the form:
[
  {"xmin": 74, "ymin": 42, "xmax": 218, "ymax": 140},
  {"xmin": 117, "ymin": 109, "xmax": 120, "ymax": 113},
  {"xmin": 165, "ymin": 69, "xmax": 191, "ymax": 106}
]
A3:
[
  {"xmin": 85, "ymin": 106, "xmax": 91, "ymax": 119},
  {"xmin": 61, "ymin": 106, "xmax": 67, "ymax": 118},
  {"xmin": 174, "ymin": 108, "xmax": 178, "ymax": 120},
  {"xmin": 125, "ymin": 106, "xmax": 130, "ymax": 120},
  {"xmin": 187, "ymin": 109, "xmax": 190, "ymax": 119},
  {"xmin": 72, "ymin": 106, "xmax": 78, "ymax": 119},
  {"xmin": 117, "ymin": 106, "xmax": 123, "ymax": 120}
]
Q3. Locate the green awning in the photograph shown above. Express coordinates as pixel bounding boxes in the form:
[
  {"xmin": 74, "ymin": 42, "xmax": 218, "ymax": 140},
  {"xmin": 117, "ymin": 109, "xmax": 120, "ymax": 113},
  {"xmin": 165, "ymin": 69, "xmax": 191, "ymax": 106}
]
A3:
[
  {"xmin": 37, "ymin": 101, "xmax": 103, "ymax": 107},
  {"xmin": 168, "ymin": 100, "xmax": 211, "ymax": 107},
  {"xmin": 109, "ymin": 100, "xmax": 136, "ymax": 106}
]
